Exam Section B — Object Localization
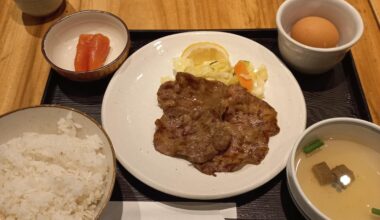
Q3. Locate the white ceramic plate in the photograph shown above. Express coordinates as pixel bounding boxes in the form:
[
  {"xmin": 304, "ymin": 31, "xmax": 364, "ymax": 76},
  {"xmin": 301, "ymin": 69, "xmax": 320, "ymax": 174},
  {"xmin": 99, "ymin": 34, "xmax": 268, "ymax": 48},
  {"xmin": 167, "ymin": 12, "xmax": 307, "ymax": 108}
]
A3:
[{"xmin": 101, "ymin": 31, "xmax": 306, "ymax": 199}]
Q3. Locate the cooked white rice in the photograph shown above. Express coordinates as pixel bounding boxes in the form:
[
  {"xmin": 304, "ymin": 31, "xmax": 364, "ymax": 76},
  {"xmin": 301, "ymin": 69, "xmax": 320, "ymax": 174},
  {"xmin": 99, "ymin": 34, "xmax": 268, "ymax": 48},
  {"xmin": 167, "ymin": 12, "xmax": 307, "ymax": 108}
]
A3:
[{"xmin": 0, "ymin": 113, "xmax": 108, "ymax": 220}]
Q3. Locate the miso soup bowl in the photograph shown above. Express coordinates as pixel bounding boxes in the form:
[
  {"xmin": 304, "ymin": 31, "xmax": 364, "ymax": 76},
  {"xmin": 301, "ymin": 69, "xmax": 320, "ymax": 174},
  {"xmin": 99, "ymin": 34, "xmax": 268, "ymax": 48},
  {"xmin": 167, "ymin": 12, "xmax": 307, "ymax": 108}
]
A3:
[
  {"xmin": 286, "ymin": 118, "xmax": 380, "ymax": 220},
  {"xmin": 276, "ymin": 0, "xmax": 364, "ymax": 74}
]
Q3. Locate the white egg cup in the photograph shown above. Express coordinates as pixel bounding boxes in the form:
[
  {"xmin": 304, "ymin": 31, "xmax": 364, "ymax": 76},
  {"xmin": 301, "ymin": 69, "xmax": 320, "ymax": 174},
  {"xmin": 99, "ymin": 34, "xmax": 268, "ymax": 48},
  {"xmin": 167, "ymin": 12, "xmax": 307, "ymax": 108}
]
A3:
[{"xmin": 276, "ymin": 0, "xmax": 363, "ymax": 74}]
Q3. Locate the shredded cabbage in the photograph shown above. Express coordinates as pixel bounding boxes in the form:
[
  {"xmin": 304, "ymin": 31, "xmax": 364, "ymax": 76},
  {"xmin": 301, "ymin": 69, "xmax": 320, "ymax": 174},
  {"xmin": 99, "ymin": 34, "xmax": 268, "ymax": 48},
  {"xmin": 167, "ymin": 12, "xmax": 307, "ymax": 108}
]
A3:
[
  {"xmin": 172, "ymin": 58, "xmax": 238, "ymax": 85},
  {"xmin": 163, "ymin": 57, "xmax": 268, "ymax": 99}
]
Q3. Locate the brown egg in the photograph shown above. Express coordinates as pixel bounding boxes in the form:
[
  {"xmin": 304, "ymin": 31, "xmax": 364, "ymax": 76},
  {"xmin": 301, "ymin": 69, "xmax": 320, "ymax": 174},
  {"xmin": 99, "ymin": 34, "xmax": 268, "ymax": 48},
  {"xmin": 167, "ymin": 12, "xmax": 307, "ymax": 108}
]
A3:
[{"xmin": 291, "ymin": 16, "xmax": 340, "ymax": 48}]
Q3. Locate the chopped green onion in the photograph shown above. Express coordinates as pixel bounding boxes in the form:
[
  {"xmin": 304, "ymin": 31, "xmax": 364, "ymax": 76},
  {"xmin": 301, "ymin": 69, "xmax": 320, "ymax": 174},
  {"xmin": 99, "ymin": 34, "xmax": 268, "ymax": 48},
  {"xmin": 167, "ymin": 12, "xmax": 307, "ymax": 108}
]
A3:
[
  {"xmin": 303, "ymin": 139, "xmax": 324, "ymax": 154},
  {"xmin": 372, "ymin": 207, "xmax": 380, "ymax": 216}
]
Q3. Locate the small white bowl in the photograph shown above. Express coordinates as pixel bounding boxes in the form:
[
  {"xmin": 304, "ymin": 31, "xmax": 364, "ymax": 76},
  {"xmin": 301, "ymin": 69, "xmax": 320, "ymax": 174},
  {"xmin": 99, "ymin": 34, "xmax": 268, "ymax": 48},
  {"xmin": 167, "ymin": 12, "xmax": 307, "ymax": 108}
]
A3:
[
  {"xmin": 276, "ymin": 0, "xmax": 364, "ymax": 74},
  {"xmin": 0, "ymin": 105, "xmax": 116, "ymax": 219},
  {"xmin": 42, "ymin": 10, "xmax": 131, "ymax": 81},
  {"xmin": 14, "ymin": 0, "xmax": 64, "ymax": 17},
  {"xmin": 286, "ymin": 118, "xmax": 380, "ymax": 220}
]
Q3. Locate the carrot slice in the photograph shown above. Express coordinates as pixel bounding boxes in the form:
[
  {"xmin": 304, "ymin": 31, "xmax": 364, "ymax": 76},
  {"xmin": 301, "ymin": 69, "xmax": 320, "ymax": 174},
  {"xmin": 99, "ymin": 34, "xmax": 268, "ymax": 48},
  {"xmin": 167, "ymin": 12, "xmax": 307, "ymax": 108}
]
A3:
[
  {"xmin": 74, "ymin": 33, "xmax": 110, "ymax": 72},
  {"xmin": 234, "ymin": 60, "xmax": 253, "ymax": 91}
]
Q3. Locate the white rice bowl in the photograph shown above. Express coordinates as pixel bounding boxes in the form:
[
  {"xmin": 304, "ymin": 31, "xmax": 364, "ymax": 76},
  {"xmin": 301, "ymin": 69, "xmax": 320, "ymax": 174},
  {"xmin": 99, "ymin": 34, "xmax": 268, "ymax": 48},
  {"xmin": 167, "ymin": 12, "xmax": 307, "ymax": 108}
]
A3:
[{"xmin": 0, "ymin": 106, "xmax": 115, "ymax": 220}]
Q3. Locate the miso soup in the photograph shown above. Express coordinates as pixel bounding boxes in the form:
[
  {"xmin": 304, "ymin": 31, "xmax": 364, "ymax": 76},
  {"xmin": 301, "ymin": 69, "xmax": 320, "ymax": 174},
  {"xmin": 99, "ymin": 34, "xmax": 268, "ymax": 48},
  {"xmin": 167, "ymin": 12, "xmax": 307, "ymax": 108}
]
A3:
[{"xmin": 296, "ymin": 138, "xmax": 380, "ymax": 220}]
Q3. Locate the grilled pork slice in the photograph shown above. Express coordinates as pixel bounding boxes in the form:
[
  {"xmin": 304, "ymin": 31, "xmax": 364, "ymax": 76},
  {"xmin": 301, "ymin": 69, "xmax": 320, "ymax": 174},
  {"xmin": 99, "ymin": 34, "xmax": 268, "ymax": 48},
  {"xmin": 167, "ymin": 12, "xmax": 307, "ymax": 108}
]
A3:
[{"xmin": 154, "ymin": 72, "xmax": 279, "ymax": 175}]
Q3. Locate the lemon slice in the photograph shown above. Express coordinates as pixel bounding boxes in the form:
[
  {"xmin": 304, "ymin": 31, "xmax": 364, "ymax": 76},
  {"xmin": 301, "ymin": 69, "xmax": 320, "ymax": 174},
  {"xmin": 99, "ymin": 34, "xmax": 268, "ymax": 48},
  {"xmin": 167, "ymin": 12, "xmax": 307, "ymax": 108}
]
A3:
[{"xmin": 181, "ymin": 42, "xmax": 230, "ymax": 65}]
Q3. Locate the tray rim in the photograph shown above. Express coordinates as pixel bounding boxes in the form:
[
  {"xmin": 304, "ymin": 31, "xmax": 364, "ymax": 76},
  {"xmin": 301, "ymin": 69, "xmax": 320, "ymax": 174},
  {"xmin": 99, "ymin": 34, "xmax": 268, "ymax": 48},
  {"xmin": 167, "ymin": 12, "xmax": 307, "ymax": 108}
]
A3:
[{"xmin": 38, "ymin": 28, "xmax": 371, "ymax": 219}]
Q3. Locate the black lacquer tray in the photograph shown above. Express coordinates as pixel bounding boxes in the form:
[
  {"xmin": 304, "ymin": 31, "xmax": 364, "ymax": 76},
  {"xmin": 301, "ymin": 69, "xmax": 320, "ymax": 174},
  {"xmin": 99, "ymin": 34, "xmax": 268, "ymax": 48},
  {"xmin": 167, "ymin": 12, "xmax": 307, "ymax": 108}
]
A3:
[{"xmin": 42, "ymin": 29, "xmax": 371, "ymax": 220}]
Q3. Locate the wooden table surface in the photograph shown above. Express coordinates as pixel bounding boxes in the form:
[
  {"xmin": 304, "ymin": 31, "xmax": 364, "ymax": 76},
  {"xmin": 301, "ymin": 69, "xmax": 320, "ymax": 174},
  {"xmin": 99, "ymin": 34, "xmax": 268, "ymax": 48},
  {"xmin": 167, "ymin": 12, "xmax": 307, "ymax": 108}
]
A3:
[{"xmin": 0, "ymin": 0, "xmax": 379, "ymax": 123}]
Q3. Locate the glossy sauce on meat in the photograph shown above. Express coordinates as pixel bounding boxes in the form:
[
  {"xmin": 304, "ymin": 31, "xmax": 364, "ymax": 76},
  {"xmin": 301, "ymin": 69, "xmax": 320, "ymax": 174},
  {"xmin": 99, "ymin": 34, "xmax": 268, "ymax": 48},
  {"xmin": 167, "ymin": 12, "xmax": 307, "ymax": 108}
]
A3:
[{"xmin": 154, "ymin": 72, "xmax": 279, "ymax": 175}]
